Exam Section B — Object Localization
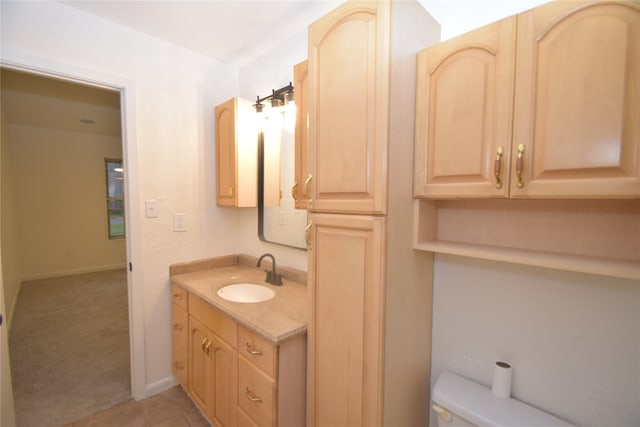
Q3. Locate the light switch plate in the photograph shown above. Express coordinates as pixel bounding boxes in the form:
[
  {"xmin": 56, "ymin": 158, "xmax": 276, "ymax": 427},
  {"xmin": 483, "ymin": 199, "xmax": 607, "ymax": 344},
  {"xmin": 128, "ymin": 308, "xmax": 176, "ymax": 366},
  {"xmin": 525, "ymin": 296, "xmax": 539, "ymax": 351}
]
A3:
[
  {"xmin": 145, "ymin": 199, "xmax": 158, "ymax": 218},
  {"xmin": 173, "ymin": 213, "xmax": 187, "ymax": 232}
]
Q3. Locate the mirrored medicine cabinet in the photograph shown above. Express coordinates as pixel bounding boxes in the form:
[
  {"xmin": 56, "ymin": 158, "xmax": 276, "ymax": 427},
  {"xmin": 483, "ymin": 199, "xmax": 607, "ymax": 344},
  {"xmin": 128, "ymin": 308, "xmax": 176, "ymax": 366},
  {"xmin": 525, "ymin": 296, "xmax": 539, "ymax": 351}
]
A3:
[{"xmin": 257, "ymin": 102, "xmax": 307, "ymax": 250}]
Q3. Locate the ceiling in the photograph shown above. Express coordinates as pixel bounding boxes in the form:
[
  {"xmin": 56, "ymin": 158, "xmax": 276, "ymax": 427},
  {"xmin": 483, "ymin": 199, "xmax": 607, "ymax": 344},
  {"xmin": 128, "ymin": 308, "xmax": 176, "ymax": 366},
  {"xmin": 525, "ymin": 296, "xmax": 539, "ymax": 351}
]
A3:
[
  {"xmin": 2, "ymin": 0, "xmax": 549, "ymax": 138},
  {"xmin": 58, "ymin": 0, "xmax": 549, "ymax": 66}
]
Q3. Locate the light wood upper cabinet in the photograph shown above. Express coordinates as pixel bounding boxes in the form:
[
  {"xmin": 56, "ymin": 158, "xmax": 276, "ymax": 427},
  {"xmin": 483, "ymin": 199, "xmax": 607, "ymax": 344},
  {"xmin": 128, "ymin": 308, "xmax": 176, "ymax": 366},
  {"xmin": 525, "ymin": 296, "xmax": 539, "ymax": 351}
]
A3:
[
  {"xmin": 216, "ymin": 97, "xmax": 257, "ymax": 207},
  {"xmin": 307, "ymin": 213, "xmax": 385, "ymax": 427},
  {"xmin": 415, "ymin": 1, "xmax": 640, "ymax": 199},
  {"xmin": 414, "ymin": 17, "xmax": 516, "ymax": 198},
  {"xmin": 308, "ymin": 1, "xmax": 388, "ymax": 214},
  {"xmin": 512, "ymin": 0, "xmax": 640, "ymax": 197},
  {"xmin": 293, "ymin": 60, "xmax": 310, "ymax": 210}
]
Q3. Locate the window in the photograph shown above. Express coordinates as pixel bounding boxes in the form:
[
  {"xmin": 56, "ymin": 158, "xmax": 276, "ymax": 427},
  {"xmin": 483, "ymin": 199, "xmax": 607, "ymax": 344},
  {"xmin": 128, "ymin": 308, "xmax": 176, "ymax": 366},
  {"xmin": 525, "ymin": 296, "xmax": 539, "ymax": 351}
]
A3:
[{"xmin": 106, "ymin": 159, "xmax": 125, "ymax": 239}]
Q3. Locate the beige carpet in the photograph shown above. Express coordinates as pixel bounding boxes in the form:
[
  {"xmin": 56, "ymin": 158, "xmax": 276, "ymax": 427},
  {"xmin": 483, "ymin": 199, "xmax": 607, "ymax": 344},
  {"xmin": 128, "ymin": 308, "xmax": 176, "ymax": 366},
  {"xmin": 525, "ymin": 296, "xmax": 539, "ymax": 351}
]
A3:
[{"xmin": 9, "ymin": 269, "xmax": 131, "ymax": 427}]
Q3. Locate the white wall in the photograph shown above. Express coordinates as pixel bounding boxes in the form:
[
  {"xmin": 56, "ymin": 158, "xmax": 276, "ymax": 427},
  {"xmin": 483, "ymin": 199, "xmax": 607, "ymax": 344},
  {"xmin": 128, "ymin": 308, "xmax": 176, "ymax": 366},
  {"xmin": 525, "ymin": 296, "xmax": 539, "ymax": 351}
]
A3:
[
  {"xmin": 1, "ymin": 0, "xmax": 239, "ymax": 394},
  {"xmin": 431, "ymin": 255, "xmax": 640, "ymax": 426},
  {"xmin": 10, "ymin": 125, "xmax": 125, "ymax": 280}
]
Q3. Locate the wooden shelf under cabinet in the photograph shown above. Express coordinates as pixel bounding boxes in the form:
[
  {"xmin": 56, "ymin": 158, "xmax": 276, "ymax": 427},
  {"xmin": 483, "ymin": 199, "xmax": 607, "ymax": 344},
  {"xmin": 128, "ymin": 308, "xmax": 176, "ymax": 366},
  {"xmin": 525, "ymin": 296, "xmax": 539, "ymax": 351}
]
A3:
[{"xmin": 413, "ymin": 199, "xmax": 640, "ymax": 280}]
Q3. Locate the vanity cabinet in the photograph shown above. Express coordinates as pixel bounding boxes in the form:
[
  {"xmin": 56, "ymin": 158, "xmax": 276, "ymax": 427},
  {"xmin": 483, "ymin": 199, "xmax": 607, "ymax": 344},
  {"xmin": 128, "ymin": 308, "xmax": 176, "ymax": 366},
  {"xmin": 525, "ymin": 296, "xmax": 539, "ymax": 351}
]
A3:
[
  {"xmin": 306, "ymin": 1, "xmax": 439, "ymax": 426},
  {"xmin": 171, "ymin": 284, "xmax": 188, "ymax": 387},
  {"xmin": 414, "ymin": 0, "xmax": 640, "ymax": 199},
  {"xmin": 293, "ymin": 60, "xmax": 310, "ymax": 210},
  {"xmin": 216, "ymin": 97, "xmax": 258, "ymax": 207},
  {"xmin": 188, "ymin": 294, "xmax": 238, "ymax": 427},
  {"xmin": 172, "ymin": 283, "xmax": 306, "ymax": 427}
]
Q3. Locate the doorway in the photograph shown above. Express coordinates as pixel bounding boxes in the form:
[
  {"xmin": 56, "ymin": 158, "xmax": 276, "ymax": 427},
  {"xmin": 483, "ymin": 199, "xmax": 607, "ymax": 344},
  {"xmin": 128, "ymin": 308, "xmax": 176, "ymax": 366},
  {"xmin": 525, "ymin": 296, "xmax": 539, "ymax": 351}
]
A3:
[{"xmin": 0, "ymin": 67, "xmax": 141, "ymax": 425}]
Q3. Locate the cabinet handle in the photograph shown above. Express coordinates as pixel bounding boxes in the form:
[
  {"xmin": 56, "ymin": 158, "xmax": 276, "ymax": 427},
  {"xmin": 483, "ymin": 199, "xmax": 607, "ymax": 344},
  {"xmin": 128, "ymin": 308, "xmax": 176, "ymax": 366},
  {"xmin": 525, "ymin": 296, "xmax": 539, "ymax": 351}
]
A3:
[
  {"xmin": 174, "ymin": 361, "xmax": 184, "ymax": 371},
  {"xmin": 304, "ymin": 174, "xmax": 313, "ymax": 206},
  {"xmin": 291, "ymin": 181, "xmax": 299, "ymax": 202},
  {"xmin": 201, "ymin": 336, "xmax": 208, "ymax": 352},
  {"xmin": 228, "ymin": 185, "xmax": 234, "ymax": 196},
  {"xmin": 173, "ymin": 323, "xmax": 183, "ymax": 331},
  {"xmin": 515, "ymin": 143, "xmax": 526, "ymax": 188},
  {"xmin": 205, "ymin": 338, "xmax": 213, "ymax": 354},
  {"xmin": 173, "ymin": 293, "xmax": 183, "ymax": 301},
  {"xmin": 245, "ymin": 342, "xmax": 263, "ymax": 356},
  {"xmin": 305, "ymin": 221, "xmax": 313, "ymax": 251},
  {"xmin": 494, "ymin": 146, "xmax": 504, "ymax": 189},
  {"xmin": 245, "ymin": 387, "xmax": 263, "ymax": 403}
]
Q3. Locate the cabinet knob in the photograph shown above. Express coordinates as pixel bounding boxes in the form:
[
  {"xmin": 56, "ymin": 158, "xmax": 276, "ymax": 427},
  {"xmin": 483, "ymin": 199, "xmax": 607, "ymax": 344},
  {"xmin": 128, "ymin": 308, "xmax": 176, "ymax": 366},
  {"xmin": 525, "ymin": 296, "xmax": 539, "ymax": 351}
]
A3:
[
  {"xmin": 245, "ymin": 387, "xmax": 263, "ymax": 403},
  {"xmin": 515, "ymin": 144, "xmax": 526, "ymax": 188},
  {"xmin": 494, "ymin": 146, "xmax": 504, "ymax": 189}
]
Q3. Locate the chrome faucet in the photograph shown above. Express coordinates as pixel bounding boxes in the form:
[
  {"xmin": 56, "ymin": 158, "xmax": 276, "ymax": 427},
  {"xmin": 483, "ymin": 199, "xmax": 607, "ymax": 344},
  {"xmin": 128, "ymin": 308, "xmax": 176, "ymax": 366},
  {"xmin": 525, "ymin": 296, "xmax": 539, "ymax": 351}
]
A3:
[{"xmin": 256, "ymin": 253, "xmax": 283, "ymax": 286}]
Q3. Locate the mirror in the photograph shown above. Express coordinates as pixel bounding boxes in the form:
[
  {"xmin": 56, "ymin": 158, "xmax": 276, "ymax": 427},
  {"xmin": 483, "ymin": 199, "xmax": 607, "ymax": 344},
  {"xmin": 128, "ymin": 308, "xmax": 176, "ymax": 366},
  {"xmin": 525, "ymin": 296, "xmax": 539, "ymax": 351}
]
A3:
[{"xmin": 258, "ymin": 111, "xmax": 307, "ymax": 250}]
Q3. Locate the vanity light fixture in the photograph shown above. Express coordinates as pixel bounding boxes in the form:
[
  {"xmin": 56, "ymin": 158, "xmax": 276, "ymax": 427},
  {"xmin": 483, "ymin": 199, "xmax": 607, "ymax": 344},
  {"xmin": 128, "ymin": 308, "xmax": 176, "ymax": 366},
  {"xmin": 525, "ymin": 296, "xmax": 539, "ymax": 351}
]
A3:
[{"xmin": 253, "ymin": 82, "xmax": 294, "ymax": 113}]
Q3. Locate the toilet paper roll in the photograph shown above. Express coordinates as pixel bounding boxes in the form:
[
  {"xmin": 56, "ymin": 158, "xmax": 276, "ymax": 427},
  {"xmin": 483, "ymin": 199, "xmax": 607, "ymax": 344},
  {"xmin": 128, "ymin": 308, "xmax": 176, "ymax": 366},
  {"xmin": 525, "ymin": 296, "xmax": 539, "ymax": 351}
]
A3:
[{"xmin": 492, "ymin": 361, "xmax": 512, "ymax": 398}]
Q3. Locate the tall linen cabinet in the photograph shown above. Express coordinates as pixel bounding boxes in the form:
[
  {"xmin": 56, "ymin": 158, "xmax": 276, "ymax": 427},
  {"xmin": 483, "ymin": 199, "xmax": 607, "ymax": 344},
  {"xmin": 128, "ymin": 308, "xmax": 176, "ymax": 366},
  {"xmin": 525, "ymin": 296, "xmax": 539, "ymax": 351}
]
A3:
[{"xmin": 305, "ymin": 1, "xmax": 440, "ymax": 426}]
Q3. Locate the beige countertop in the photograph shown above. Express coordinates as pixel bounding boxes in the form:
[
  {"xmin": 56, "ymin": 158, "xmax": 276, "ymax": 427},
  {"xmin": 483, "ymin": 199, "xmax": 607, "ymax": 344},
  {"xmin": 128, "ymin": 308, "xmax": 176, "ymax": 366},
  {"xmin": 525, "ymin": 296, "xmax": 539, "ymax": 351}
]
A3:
[{"xmin": 170, "ymin": 257, "xmax": 308, "ymax": 344}]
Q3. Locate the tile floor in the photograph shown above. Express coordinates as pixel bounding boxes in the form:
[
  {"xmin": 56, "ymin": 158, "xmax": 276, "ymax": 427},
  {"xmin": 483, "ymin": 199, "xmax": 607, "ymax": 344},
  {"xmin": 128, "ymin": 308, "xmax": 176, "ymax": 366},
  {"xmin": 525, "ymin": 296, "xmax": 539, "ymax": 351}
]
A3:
[{"xmin": 63, "ymin": 386, "xmax": 210, "ymax": 427}]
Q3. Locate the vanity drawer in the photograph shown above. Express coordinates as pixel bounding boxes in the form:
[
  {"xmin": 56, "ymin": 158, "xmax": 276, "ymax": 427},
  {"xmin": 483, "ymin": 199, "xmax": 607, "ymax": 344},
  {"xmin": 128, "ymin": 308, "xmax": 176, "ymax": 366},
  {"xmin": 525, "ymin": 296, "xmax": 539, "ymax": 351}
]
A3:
[
  {"xmin": 238, "ymin": 356, "xmax": 275, "ymax": 427},
  {"xmin": 238, "ymin": 326, "xmax": 276, "ymax": 377},
  {"xmin": 171, "ymin": 304, "xmax": 188, "ymax": 350},
  {"xmin": 190, "ymin": 293, "xmax": 237, "ymax": 349},
  {"xmin": 172, "ymin": 343, "xmax": 188, "ymax": 388},
  {"xmin": 171, "ymin": 283, "xmax": 188, "ymax": 311}
]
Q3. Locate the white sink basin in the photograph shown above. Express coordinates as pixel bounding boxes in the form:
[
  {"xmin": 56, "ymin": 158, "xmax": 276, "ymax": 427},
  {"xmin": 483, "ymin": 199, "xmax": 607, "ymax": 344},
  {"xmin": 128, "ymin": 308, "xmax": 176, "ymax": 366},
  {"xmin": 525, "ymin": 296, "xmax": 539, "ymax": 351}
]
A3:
[{"xmin": 216, "ymin": 283, "xmax": 275, "ymax": 303}]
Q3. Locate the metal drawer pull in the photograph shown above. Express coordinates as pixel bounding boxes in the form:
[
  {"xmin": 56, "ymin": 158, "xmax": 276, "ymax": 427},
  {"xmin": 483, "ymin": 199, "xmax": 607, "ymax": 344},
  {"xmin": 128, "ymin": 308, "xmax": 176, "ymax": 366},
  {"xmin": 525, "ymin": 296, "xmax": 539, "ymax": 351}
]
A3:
[
  {"xmin": 494, "ymin": 146, "xmax": 504, "ymax": 189},
  {"xmin": 291, "ymin": 181, "xmax": 299, "ymax": 201},
  {"xmin": 201, "ymin": 336, "xmax": 208, "ymax": 352},
  {"xmin": 173, "ymin": 323, "xmax": 183, "ymax": 331},
  {"xmin": 174, "ymin": 361, "xmax": 184, "ymax": 371},
  {"xmin": 245, "ymin": 342, "xmax": 263, "ymax": 356},
  {"xmin": 515, "ymin": 143, "xmax": 526, "ymax": 188},
  {"xmin": 173, "ymin": 293, "xmax": 183, "ymax": 300},
  {"xmin": 304, "ymin": 174, "xmax": 313, "ymax": 206},
  {"xmin": 204, "ymin": 338, "xmax": 213, "ymax": 354},
  {"xmin": 245, "ymin": 387, "xmax": 262, "ymax": 403}
]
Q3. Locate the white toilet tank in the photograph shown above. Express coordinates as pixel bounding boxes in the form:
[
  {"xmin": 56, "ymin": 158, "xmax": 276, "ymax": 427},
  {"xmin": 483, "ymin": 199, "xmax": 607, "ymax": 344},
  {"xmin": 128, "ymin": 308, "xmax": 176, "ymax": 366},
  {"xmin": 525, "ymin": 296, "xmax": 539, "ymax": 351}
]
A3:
[{"xmin": 432, "ymin": 372, "xmax": 576, "ymax": 427}]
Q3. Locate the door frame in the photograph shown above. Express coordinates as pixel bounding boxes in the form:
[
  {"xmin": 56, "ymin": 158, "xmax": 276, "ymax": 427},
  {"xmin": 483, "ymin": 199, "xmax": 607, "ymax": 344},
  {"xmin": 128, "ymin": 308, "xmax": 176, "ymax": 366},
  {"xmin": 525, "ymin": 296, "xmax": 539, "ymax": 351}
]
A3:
[{"xmin": 1, "ymin": 49, "xmax": 146, "ymax": 401}]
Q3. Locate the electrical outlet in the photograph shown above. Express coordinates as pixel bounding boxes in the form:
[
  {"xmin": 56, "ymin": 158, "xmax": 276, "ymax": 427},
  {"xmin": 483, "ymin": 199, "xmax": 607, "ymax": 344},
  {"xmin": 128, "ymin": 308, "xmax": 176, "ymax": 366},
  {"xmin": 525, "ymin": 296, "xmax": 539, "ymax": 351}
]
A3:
[{"xmin": 173, "ymin": 213, "xmax": 187, "ymax": 232}]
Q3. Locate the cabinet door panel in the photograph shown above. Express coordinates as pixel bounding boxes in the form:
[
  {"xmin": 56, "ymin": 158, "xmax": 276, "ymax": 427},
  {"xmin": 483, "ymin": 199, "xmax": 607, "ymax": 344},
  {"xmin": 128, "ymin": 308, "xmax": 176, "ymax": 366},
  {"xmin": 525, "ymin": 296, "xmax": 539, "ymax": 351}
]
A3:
[
  {"xmin": 188, "ymin": 317, "xmax": 213, "ymax": 415},
  {"xmin": 216, "ymin": 98, "xmax": 237, "ymax": 206},
  {"xmin": 293, "ymin": 60, "xmax": 310, "ymax": 210},
  {"xmin": 513, "ymin": 1, "xmax": 640, "ymax": 197},
  {"xmin": 309, "ymin": 1, "xmax": 388, "ymax": 213},
  {"xmin": 211, "ymin": 336, "xmax": 238, "ymax": 427},
  {"xmin": 307, "ymin": 213, "xmax": 385, "ymax": 427},
  {"xmin": 414, "ymin": 17, "xmax": 515, "ymax": 198}
]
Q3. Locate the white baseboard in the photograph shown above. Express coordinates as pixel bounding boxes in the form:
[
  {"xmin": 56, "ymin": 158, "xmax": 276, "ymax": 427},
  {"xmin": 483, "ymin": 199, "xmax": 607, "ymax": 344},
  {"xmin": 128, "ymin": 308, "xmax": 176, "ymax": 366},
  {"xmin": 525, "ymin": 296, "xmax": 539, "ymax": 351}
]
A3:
[
  {"xmin": 21, "ymin": 264, "xmax": 127, "ymax": 282},
  {"xmin": 145, "ymin": 375, "xmax": 178, "ymax": 399}
]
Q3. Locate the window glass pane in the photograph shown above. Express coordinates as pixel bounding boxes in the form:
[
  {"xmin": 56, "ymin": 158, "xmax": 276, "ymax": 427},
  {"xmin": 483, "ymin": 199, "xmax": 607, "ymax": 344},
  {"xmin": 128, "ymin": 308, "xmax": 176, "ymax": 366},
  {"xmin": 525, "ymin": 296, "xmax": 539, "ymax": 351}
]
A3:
[
  {"xmin": 105, "ymin": 158, "xmax": 125, "ymax": 239},
  {"xmin": 108, "ymin": 179, "xmax": 124, "ymax": 198},
  {"xmin": 108, "ymin": 199, "xmax": 124, "ymax": 210},
  {"xmin": 109, "ymin": 211, "xmax": 125, "ymax": 238}
]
